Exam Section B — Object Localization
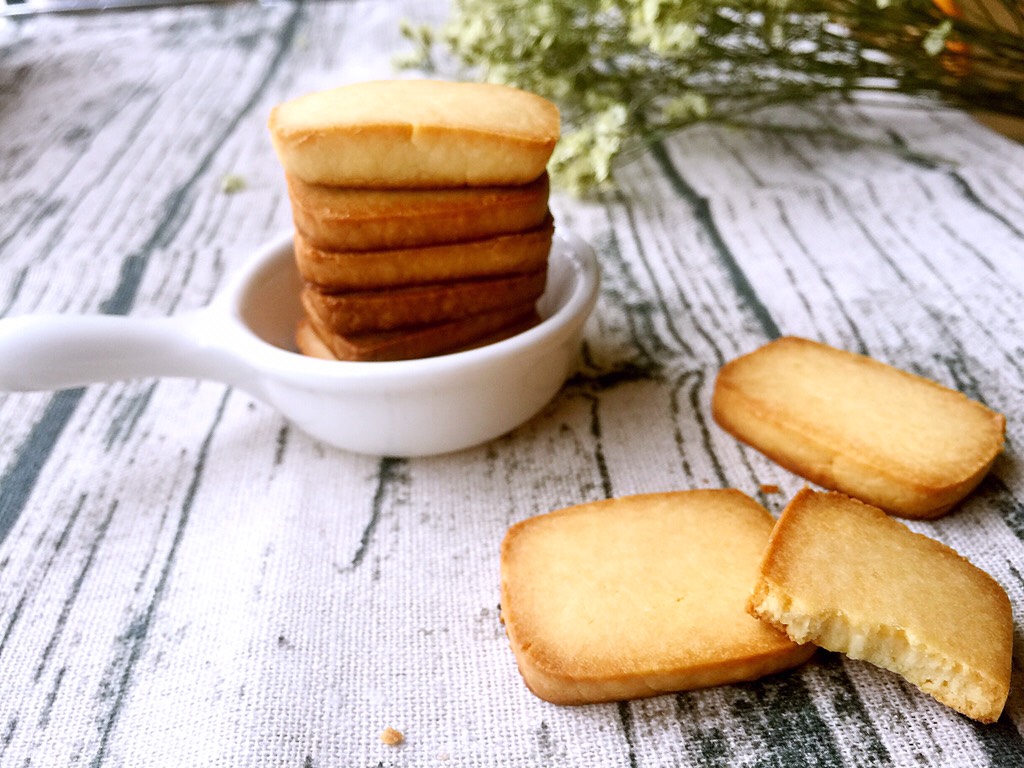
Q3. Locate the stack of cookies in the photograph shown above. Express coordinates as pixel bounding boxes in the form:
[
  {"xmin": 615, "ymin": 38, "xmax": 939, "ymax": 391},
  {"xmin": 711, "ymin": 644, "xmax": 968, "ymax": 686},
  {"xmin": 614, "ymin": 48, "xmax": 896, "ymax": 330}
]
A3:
[{"xmin": 267, "ymin": 80, "xmax": 560, "ymax": 361}]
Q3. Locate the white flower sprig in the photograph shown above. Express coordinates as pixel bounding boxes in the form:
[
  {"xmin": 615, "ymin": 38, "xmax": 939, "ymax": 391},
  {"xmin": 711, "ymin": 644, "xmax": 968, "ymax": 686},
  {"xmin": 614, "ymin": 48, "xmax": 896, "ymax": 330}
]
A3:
[{"xmin": 402, "ymin": 0, "xmax": 1024, "ymax": 194}]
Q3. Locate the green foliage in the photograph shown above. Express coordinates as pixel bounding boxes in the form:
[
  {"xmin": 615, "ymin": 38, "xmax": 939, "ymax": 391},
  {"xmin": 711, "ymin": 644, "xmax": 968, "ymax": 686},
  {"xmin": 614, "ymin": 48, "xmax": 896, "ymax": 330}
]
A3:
[{"xmin": 401, "ymin": 0, "xmax": 1024, "ymax": 193}]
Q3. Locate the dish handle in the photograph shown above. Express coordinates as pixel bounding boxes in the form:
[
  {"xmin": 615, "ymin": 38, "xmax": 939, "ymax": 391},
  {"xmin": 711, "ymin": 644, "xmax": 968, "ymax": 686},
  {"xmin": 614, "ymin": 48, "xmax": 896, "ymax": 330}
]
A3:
[{"xmin": 0, "ymin": 311, "xmax": 249, "ymax": 393}]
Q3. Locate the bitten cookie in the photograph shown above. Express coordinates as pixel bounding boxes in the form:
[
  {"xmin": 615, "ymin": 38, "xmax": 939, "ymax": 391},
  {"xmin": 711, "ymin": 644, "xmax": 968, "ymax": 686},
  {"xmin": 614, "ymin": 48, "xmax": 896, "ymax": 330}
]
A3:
[
  {"xmin": 748, "ymin": 488, "xmax": 1013, "ymax": 723},
  {"xmin": 499, "ymin": 490, "xmax": 815, "ymax": 705},
  {"xmin": 712, "ymin": 336, "xmax": 1005, "ymax": 519},
  {"xmin": 269, "ymin": 80, "xmax": 559, "ymax": 188}
]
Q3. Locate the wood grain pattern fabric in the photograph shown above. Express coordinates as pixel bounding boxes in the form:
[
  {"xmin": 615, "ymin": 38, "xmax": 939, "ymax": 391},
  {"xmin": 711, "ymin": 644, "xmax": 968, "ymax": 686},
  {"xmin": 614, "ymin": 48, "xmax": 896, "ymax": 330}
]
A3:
[{"xmin": 2, "ymin": 2, "xmax": 1024, "ymax": 766}]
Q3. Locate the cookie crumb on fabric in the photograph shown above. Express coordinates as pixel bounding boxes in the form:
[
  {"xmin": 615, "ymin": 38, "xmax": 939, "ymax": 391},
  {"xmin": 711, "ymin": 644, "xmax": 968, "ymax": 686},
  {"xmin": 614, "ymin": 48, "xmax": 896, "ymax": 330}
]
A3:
[
  {"xmin": 379, "ymin": 727, "xmax": 404, "ymax": 746},
  {"xmin": 760, "ymin": 484, "xmax": 781, "ymax": 494}
]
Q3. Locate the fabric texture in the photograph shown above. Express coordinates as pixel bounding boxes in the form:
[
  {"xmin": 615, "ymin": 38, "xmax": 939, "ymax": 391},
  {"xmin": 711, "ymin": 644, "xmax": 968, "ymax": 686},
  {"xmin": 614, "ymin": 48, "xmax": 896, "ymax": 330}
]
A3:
[{"xmin": 0, "ymin": 2, "xmax": 1022, "ymax": 766}]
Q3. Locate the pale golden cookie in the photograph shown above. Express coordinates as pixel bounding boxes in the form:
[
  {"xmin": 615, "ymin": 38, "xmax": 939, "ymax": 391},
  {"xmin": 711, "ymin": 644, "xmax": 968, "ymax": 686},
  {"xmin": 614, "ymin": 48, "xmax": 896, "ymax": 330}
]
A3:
[
  {"xmin": 269, "ymin": 80, "xmax": 559, "ymax": 187},
  {"xmin": 748, "ymin": 488, "xmax": 1013, "ymax": 723},
  {"xmin": 712, "ymin": 336, "xmax": 1005, "ymax": 519},
  {"xmin": 500, "ymin": 490, "xmax": 815, "ymax": 705}
]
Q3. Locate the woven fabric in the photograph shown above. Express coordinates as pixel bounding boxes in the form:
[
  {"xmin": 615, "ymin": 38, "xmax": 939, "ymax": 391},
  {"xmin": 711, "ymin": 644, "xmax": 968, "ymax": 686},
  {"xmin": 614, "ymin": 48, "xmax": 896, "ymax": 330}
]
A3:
[{"xmin": 0, "ymin": 2, "xmax": 1022, "ymax": 766}]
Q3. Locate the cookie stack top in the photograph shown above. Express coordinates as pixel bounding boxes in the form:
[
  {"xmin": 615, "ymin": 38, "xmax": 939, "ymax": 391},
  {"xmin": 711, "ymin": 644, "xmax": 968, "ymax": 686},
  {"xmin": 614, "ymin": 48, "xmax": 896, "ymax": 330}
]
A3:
[{"xmin": 269, "ymin": 79, "xmax": 559, "ymax": 188}]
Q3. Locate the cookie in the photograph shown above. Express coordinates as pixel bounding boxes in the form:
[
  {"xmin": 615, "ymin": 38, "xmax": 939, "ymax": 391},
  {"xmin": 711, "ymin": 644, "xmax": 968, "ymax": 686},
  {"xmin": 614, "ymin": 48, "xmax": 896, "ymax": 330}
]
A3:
[
  {"xmin": 286, "ymin": 173, "xmax": 550, "ymax": 252},
  {"xmin": 269, "ymin": 80, "xmax": 559, "ymax": 188},
  {"xmin": 500, "ymin": 490, "xmax": 815, "ymax": 705},
  {"xmin": 712, "ymin": 337, "xmax": 1005, "ymax": 519},
  {"xmin": 301, "ymin": 268, "xmax": 546, "ymax": 335},
  {"xmin": 297, "ymin": 306, "xmax": 539, "ymax": 362},
  {"xmin": 748, "ymin": 488, "xmax": 1013, "ymax": 723},
  {"xmin": 292, "ymin": 219, "xmax": 553, "ymax": 291}
]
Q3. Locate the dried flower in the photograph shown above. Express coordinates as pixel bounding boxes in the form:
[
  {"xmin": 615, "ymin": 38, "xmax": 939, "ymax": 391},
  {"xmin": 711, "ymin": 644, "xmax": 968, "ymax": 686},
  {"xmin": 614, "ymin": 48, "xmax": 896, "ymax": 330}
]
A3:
[
  {"xmin": 401, "ymin": 0, "xmax": 1024, "ymax": 193},
  {"xmin": 220, "ymin": 173, "xmax": 247, "ymax": 194}
]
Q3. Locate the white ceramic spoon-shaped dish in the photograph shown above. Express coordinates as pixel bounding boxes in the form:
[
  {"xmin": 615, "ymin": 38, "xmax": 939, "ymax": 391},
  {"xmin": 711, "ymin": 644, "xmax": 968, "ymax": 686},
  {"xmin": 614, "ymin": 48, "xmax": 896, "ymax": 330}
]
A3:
[{"xmin": 0, "ymin": 231, "xmax": 600, "ymax": 456}]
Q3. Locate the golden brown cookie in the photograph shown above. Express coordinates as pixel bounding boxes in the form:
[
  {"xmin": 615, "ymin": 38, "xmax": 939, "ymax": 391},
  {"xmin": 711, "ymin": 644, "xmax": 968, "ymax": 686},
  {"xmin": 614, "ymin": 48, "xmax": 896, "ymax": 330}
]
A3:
[
  {"xmin": 287, "ymin": 173, "xmax": 550, "ymax": 252},
  {"xmin": 269, "ymin": 80, "xmax": 559, "ymax": 188},
  {"xmin": 500, "ymin": 490, "xmax": 815, "ymax": 705},
  {"xmin": 712, "ymin": 337, "xmax": 1005, "ymax": 519},
  {"xmin": 748, "ymin": 488, "xmax": 1013, "ymax": 723},
  {"xmin": 297, "ymin": 306, "xmax": 539, "ymax": 362},
  {"xmin": 292, "ymin": 219, "xmax": 553, "ymax": 291},
  {"xmin": 301, "ymin": 269, "xmax": 546, "ymax": 335}
]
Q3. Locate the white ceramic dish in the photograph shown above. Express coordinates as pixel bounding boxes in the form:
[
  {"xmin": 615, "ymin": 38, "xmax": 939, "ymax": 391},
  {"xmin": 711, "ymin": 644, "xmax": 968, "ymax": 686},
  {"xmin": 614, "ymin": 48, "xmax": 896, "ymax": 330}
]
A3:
[{"xmin": 0, "ymin": 231, "xmax": 600, "ymax": 456}]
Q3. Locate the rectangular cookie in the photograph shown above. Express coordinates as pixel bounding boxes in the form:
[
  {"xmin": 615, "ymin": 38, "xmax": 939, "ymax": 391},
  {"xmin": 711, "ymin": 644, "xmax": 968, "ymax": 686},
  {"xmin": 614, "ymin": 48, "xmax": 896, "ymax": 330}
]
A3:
[
  {"xmin": 748, "ymin": 488, "xmax": 1013, "ymax": 723},
  {"xmin": 269, "ymin": 80, "xmax": 559, "ymax": 188},
  {"xmin": 292, "ymin": 219, "xmax": 553, "ymax": 291},
  {"xmin": 296, "ymin": 305, "xmax": 539, "ymax": 362},
  {"xmin": 712, "ymin": 337, "xmax": 1005, "ymax": 519},
  {"xmin": 301, "ymin": 268, "xmax": 546, "ymax": 335},
  {"xmin": 287, "ymin": 173, "xmax": 550, "ymax": 252},
  {"xmin": 500, "ymin": 490, "xmax": 814, "ymax": 705}
]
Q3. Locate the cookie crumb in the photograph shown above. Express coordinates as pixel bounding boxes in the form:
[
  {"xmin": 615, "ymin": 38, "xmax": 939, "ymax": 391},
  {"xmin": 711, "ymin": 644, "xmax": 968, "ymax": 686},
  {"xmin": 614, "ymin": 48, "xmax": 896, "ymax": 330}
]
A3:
[
  {"xmin": 380, "ymin": 727, "xmax": 404, "ymax": 746},
  {"xmin": 760, "ymin": 484, "xmax": 781, "ymax": 494}
]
